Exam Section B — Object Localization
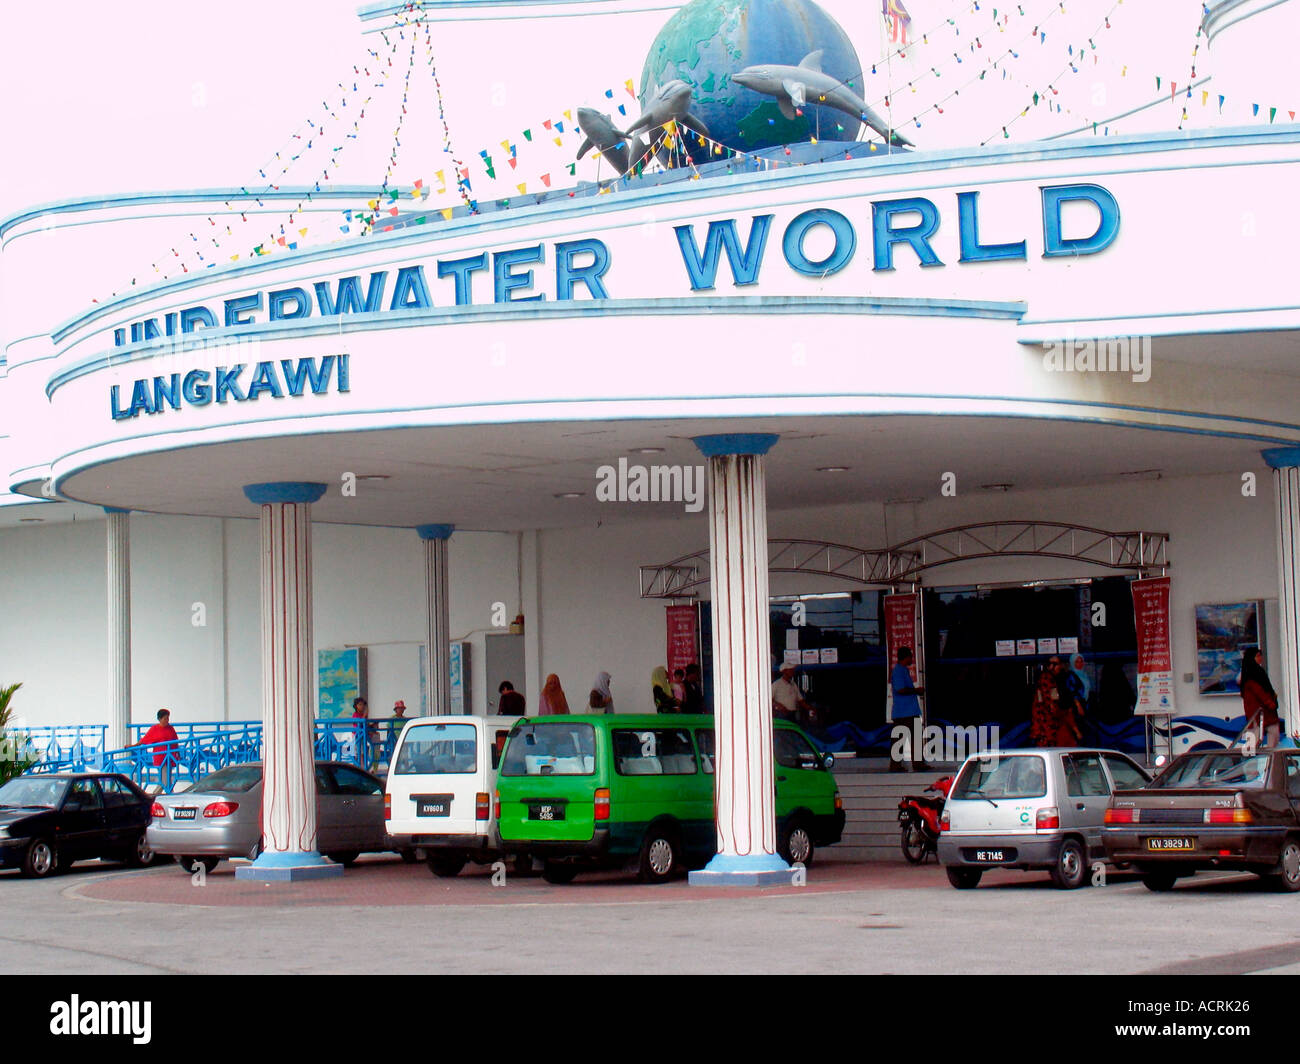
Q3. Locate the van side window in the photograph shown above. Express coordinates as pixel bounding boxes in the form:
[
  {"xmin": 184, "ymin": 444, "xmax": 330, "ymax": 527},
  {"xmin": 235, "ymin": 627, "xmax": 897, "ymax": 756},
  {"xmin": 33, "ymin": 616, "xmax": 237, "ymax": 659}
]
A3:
[
  {"xmin": 613, "ymin": 729, "xmax": 697, "ymax": 776},
  {"xmin": 695, "ymin": 730, "xmax": 714, "ymax": 775},
  {"xmin": 491, "ymin": 730, "xmax": 510, "ymax": 771},
  {"xmin": 774, "ymin": 729, "xmax": 821, "ymax": 771}
]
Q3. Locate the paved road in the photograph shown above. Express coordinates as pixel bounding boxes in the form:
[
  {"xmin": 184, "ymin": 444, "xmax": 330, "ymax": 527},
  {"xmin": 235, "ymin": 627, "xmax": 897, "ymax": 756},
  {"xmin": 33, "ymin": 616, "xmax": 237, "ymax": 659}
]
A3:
[{"xmin": 4, "ymin": 856, "xmax": 1300, "ymax": 975}]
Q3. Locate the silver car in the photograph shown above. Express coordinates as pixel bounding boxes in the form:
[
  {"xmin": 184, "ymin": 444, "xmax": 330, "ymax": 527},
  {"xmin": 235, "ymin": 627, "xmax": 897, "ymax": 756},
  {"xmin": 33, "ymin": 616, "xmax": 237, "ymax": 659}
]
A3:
[
  {"xmin": 147, "ymin": 761, "xmax": 391, "ymax": 873},
  {"xmin": 938, "ymin": 748, "xmax": 1150, "ymax": 889}
]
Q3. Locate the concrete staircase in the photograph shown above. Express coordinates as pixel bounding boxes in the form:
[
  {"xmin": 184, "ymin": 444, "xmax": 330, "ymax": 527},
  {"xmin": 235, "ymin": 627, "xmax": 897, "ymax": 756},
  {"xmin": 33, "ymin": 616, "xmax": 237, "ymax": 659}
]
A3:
[{"xmin": 821, "ymin": 761, "xmax": 958, "ymax": 863}]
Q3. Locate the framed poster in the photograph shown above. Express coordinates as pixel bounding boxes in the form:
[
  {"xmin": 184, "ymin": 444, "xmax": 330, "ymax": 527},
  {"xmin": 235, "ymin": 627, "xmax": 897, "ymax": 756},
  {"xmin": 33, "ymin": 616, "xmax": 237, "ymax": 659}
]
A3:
[
  {"xmin": 1195, "ymin": 601, "xmax": 1261, "ymax": 696},
  {"xmin": 318, "ymin": 648, "xmax": 367, "ymax": 719}
]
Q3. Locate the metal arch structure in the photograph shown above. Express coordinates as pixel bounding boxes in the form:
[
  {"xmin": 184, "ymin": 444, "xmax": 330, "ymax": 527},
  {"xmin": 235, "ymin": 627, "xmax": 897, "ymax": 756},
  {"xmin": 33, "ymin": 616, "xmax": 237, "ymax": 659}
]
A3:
[{"xmin": 638, "ymin": 521, "xmax": 1170, "ymax": 599}]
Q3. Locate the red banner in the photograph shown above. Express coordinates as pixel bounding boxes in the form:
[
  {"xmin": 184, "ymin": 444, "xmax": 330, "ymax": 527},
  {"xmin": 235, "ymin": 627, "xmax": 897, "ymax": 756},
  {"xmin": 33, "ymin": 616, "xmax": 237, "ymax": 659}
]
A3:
[
  {"xmin": 1132, "ymin": 576, "xmax": 1176, "ymax": 715},
  {"xmin": 666, "ymin": 604, "xmax": 699, "ymax": 679}
]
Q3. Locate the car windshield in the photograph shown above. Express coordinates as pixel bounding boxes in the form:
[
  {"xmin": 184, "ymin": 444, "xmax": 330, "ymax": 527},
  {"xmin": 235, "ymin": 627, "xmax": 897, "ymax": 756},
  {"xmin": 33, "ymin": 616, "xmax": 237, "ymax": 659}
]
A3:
[
  {"xmin": 394, "ymin": 723, "xmax": 476, "ymax": 774},
  {"xmin": 0, "ymin": 776, "xmax": 69, "ymax": 808},
  {"xmin": 191, "ymin": 764, "xmax": 263, "ymax": 793},
  {"xmin": 1150, "ymin": 753, "xmax": 1271, "ymax": 789},
  {"xmin": 500, "ymin": 722, "xmax": 596, "ymax": 776},
  {"xmin": 952, "ymin": 755, "xmax": 1047, "ymax": 800}
]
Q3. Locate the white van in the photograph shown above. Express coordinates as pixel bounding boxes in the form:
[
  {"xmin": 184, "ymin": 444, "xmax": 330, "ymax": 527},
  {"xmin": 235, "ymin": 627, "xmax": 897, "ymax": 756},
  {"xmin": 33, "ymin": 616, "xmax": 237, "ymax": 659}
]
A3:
[{"xmin": 385, "ymin": 715, "xmax": 521, "ymax": 877}]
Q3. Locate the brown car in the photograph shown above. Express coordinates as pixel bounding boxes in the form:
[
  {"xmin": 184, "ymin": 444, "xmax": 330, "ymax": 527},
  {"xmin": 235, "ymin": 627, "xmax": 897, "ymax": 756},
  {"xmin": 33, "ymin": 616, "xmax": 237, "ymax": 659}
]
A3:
[{"xmin": 1103, "ymin": 748, "xmax": 1300, "ymax": 892}]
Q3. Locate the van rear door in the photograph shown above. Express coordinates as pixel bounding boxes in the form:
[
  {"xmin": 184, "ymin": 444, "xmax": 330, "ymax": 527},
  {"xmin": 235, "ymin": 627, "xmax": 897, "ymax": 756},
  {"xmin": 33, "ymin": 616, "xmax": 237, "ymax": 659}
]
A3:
[
  {"xmin": 497, "ymin": 721, "xmax": 599, "ymax": 843},
  {"xmin": 389, "ymin": 721, "xmax": 483, "ymax": 837}
]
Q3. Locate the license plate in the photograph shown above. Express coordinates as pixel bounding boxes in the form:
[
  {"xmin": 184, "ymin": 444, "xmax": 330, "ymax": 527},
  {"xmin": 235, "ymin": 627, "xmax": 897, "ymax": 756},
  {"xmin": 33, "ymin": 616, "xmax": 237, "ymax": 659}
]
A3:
[
  {"xmin": 529, "ymin": 803, "xmax": 565, "ymax": 821},
  {"xmin": 416, "ymin": 795, "xmax": 451, "ymax": 817},
  {"xmin": 172, "ymin": 808, "xmax": 196, "ymax": 820},
  {"xmin": 1146, "ymin": 837, "xmax": 1194, "ymax": 851},
  {"xmin": 974, "ymin": 849, "xmax": 1005, "ymax": 862}
]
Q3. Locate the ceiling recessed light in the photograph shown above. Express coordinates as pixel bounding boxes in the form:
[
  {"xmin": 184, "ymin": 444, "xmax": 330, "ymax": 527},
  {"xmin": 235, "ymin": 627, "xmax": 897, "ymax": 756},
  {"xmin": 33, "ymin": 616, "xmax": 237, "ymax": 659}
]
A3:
[
  {"xmin": 980, "ymin": 483, "xmax": 1013, "ymax": 492},
  {"xmin": 19, "ymin": 517, "xmax": 43, "ymax": 523},
  {"xmin": 816, "ymin": 466, "xmax": 850, "ymax": 473},
  {"xmin": 356, "ymin": 474, "xmax": 390, "ymax": 482},
  {"xmin": 632, "ymin": 447, "xmax": 666, "ymax": 455},
  {"xmin": 1119, "ymin": 469, "xmax": 1163, "ymax": 481},
  {"xmin": 886, "ymin": 497, "xmax": 924, "ymax": 505},
  {"xmin": 554, "ymin": 492, "xmax": 585, "ymax": 499}
]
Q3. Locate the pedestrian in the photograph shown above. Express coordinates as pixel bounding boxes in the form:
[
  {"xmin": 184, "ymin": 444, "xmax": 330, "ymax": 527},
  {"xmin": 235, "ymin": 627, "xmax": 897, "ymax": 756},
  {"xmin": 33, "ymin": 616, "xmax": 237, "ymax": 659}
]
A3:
[
  {"xmin": 1056, "ymin": 654, "xmax": 1087, "ymax": 745},
  {"xmin": 348, "ymin": 696, "xmax": 371, "ymax": 767},
  {"xmin": 772, "ymin": 662, "xmax": 816, "ymax": 726},
  {"xmin": 682, "ymin": 663, "xmax": 706, "ymax": 714},
  {"xmin": 1030, "ymin": 668, "xmax": 1061, "ymax": 748},
  {"xmin": 539, "ymin": 674, "xmax": 570, "ymax": 716},
  {"xmin": 889, "ymin": 648, "xmax": 924, "ymax": 771},
  {"xmin": 588, "ymin": 671, "xmax": 614, "ymax": 713},
  {"xmin": 132, "ymin": 708, "xmax": 179, "ymax": 790},
  {"xmin": 671, "ymin": 668, "xmax": 687, "ymax": 706},
  {"xmin": 1240, "ymin": 647, "xmax": 1281, "ymax": 747},
  {"xmin": 497, "ymin": 680, "xmax": 526, "ymax": 716},
  {"xmin": 391, "ymin": 699, "xmax": 408, "ymax": 722},
  {"xmin": 652, "ymin": 666, "xmax": 679, "ymax": 713}
]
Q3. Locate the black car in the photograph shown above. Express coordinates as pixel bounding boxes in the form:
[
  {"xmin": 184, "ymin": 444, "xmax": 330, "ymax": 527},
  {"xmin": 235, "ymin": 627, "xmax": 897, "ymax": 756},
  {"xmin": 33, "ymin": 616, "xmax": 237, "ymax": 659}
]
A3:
[
  {"xmin": 1103, "ymin": 749, "xmax": 1300, "ymax": 892},
  {"xmin": 0, "ymin": 772, "xmax": 159, "ymax": 877}
]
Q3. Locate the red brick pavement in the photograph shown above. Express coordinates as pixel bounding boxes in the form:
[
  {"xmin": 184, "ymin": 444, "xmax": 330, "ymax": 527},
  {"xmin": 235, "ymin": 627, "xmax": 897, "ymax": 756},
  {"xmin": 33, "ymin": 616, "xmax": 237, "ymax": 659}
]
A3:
[{"xmin": 66, "ymin": 856, "xmax": 1044, "ymax": 908}]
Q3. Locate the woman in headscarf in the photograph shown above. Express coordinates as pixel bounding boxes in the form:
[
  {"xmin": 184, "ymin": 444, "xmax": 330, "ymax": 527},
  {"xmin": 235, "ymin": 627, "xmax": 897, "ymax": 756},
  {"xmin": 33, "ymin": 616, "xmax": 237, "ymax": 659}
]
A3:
[
  {"xmin": 1240, "ymin": 647, "xmax": 1280, "ymax": 747},
  {"xmin": 538, "ymin": 673, "xmax": 570, "ymax": 716},
  {"xmin": 652, "ymin": 666, "xmax": 678, "ymax": 713},
  {"xmin": 588, "ymin": 672, "xmax": 614, "ymax": 713},
  {"xmin": 1057, "ymin": 653, "xmax": 1090, "ymax": 745}
]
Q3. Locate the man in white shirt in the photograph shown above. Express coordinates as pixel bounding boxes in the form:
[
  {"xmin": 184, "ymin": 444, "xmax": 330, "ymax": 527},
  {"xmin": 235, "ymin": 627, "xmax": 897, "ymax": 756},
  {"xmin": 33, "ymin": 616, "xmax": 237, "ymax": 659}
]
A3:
[{"xmin": 772, "ymin": 663, "xmax": 816, "ymax": 725}]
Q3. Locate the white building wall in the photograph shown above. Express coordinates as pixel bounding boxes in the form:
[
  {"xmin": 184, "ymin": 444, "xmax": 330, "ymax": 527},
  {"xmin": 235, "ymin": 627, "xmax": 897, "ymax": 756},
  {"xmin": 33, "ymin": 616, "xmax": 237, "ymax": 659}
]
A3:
[{"xmin": 0, "ymin": 466, "xmax": 1284, "ymax": 731}]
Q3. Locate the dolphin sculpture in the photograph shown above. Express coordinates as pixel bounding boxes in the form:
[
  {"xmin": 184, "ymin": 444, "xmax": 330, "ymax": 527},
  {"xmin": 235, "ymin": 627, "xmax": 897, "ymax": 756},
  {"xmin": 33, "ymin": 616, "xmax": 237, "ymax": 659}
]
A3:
[
  {"xmin": 576, "ymin": 107, "xmax": 649, "ymax": 176},
  {"xmin": 732, "ymin": 50, "xmax": 912, "ymax": 147},
  {"xmin": 622, "ymin": 80, "xmax": 711, "ymax": 143}
]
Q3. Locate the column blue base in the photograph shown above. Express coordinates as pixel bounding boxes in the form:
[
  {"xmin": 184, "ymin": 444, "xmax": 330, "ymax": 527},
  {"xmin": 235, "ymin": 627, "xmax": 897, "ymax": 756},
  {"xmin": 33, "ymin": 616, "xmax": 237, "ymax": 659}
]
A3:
[
  {"xmin": 688, "ymin": 851, "xmax": 796, "ymax": 888},
  {"xmin": 234, "ymin": 850, "xmax": 345, "ymax": 882}
]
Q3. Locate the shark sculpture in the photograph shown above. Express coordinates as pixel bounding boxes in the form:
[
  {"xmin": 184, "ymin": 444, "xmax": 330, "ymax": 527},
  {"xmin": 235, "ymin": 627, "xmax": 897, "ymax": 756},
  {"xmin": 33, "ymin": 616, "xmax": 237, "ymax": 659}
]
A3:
[
  {"xmin": 576, "ymin": 108, "xmax": 650, "ymax": 176},
  {"xmin": 732, "ymin": 50, "xmax": 912, "ymax": 147},
  {"xmin": 622, "ymin": 80, "xmax": 711, "ymax": 144}
]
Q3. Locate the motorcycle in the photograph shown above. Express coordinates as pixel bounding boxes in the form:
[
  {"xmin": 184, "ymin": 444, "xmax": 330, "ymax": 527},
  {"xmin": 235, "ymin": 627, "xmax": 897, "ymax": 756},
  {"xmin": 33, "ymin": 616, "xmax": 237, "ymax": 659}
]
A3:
[{"xmin": 898, "ymin": 776, "xmax": 954, "ymax": 864}]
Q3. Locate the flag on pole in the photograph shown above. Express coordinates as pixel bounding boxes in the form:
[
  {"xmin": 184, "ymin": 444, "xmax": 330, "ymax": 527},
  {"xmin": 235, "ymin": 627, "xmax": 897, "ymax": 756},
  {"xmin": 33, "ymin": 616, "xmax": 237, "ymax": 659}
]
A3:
[{"xmin": 882, "ymin": 0, "xmax": 911, "ymax": 44}]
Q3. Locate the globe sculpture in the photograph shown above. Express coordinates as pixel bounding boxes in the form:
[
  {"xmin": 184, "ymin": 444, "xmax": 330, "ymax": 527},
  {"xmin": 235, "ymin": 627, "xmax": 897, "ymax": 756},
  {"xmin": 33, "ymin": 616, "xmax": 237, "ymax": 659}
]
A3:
[{"xmin": 639, "ymin": 0, "xmax": 866, "ymax": 162}]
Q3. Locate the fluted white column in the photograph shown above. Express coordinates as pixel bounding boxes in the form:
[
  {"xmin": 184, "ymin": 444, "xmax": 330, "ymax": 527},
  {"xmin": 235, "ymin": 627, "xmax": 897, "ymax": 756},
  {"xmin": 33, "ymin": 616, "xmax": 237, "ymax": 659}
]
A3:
[
  {"xmin": 105, "ymin": 508, "xmax": 132, "ymax": 750},
  {"xmin": 689, "ymin": 433, "xmax": 790, "ymax": 886},
  {"xmin": 418, "ymin": 524, "xmax": 454, "ymax": 715},
  {"xmin": 1265, "ymin": 449, "xmax": 1300, "ymax": 732},
  {"xmin": 236, "ymin": 482, "xmax": 341, "ymax": 881}
]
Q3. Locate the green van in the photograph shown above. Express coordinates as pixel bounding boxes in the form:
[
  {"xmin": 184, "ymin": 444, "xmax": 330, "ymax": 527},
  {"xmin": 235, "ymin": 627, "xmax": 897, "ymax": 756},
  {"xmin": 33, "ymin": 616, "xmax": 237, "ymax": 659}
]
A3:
[{"xmin": 495, "ymin": 713, "xmax": 845, "ymax": 884}]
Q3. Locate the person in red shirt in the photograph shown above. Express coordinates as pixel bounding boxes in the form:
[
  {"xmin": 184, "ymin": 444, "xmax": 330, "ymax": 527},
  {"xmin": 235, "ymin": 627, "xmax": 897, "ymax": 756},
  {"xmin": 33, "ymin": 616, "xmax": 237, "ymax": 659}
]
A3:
[
  {"xmin": 133, "ymin": 708, "xmax": 179, "ymax": 788},
  {"xmin": 1240, "ymin": 647, "xmax": 1281, "ymax": 747}
]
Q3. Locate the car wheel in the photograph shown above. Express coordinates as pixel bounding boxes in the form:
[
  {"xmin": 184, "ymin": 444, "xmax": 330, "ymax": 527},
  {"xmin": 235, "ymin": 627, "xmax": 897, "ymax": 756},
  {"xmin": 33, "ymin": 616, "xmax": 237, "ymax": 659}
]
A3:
[
  {"xmin": 900, "ymin": 821, "xmax": 928, "ymax": 864},
  {"xmin": 22, "ymin": 839, "xmax": 56, "ymax": 878},
  {"xmin": 1049, "ymin": 838, "xmax": 1087, "ymax": 890},
  {"xmin": 1270, "ymin": 839, "xmax": 1300, "ymax": 893},
  {"xmin": 398, "ymin": 849, "xmax": 419, "ymax": 865},
  {"xmin": 1141, "ymin": 870, "xmax": 1179, "ymax": 892},
  {"xmin": 125, "ymin": 832, "xmax": 158, "ymax": 868},
  {"xmin": 178, "ymin": 856, "xmax": 220, "ymax": 875},
  {"xmin": 946, "ymin": 867, "xmax": 982, "ymax": 889},
  {"xmin": 325, "ymin": 852, "xmax": 360, "ymax": 867},
  {"xmin": 541, "ymin": 860, "xmax": 579, "ymax": 884},
  {"xmin": 637, "ymin": 825, "xmax": 681, "ymax": 884},
  {"xmin": 427, "ymin": 854, "xmax": 466, "ymax": 878},
  {"xmin": 780, "ymin": 819, "xmax": 815, "ymax": 868}
]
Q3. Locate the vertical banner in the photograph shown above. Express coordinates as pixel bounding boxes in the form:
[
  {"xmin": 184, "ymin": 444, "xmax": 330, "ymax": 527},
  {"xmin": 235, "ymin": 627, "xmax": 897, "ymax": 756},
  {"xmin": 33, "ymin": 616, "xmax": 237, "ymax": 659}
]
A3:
[
  {"xmin": 449, "ymin": 642, "xmax": 470, "ymax": 715},
  {"xmin": 884, "ymin": 593, "xmax": 921, "ymax": 721},
  {"xmin": 666, "ymin": 604, "xmax": 700, "ymax": 678},
  {"xmin": 1132, "ymin": 577, "xmax": 1176, "ymax": 715}
]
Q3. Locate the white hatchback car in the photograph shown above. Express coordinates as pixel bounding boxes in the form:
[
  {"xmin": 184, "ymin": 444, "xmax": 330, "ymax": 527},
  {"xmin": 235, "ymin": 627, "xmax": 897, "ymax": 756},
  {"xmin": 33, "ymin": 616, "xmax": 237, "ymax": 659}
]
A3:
[
  {"xmin": 938, "ymin": 747, "xmax": 1149, "ymax": 889},
  {"xmin": 385, "ymin": 714, "xmax": 521, "ymax": 877}
]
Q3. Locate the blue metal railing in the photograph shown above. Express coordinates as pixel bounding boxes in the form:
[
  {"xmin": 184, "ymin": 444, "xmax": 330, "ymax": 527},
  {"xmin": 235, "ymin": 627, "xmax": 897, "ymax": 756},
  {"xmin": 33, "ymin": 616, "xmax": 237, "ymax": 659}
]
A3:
[
  {"xmin": 14, "ymin": 724, "xmax": 109, "ymax": 768},
  {"xmin": 26, "ymin": 717, "xmax": 409, "ymax": 793}
]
